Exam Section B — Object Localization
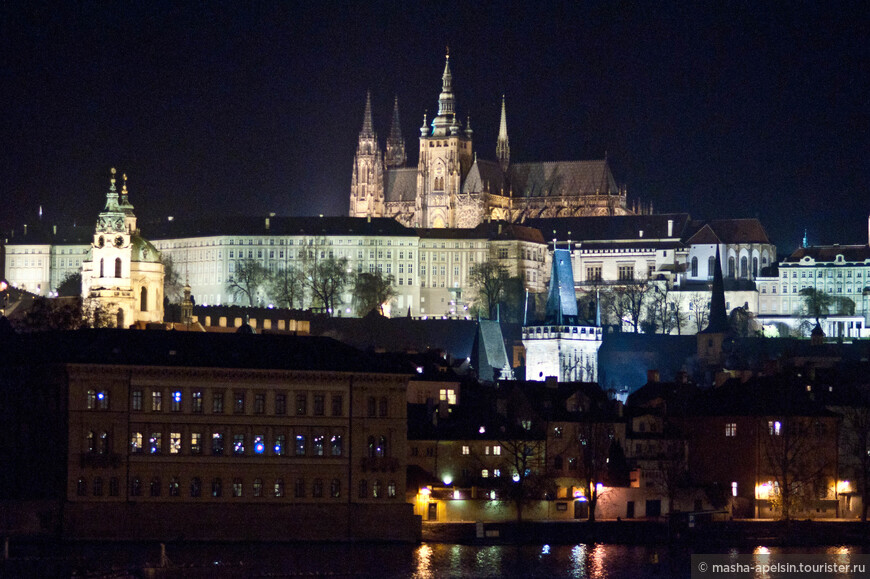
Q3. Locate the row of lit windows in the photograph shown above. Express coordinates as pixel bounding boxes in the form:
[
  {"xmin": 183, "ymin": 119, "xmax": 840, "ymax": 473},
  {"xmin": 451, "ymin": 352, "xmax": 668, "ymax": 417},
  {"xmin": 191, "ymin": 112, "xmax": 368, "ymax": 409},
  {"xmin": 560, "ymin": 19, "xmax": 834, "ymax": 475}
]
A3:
[
  {"xmin": 75, "ymin": 475, "xmax": 398, "ymax": 500},
  {"xmin": 162, "ymin": 237, "xmax": 414, "ymax": 249},
  {"xmin": 782, "ymin": 269, "xmax": 866, "ymax": 279},
  {"xmin": 227, "ymin": 248, "xmax": 416, "ymax": 261},
  {"xmin": 126, "ymin": 430, "xmax": 389, "ymax": 459}
]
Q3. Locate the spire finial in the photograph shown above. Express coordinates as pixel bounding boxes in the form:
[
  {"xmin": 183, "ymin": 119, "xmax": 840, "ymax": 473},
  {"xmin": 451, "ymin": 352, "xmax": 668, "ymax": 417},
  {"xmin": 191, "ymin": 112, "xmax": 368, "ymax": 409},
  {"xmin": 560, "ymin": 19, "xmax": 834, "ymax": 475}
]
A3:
[
  {"xmin": 446, "ymin": 45, "xmax": 449, "ymax": 59},
  {"xmin": 360, "ymin": 90, "xmax": 375, "ymax": 138},
  {"xmin": 110, "ymin": 167, "xmax": 117, "ymax": 191},
  {"xmin": 497, "ymin": 96, "xmax": 510, "ymax": 172},
  {"xmin": 122, "ymin": 173, "xmax": 128, "ymax": 194}
]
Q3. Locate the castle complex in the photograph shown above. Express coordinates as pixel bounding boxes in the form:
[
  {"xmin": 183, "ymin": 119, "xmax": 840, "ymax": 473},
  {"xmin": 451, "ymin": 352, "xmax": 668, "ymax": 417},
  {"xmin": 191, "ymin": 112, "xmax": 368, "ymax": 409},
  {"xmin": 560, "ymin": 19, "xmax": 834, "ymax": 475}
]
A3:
[{"xmin": 349, "ymin": 52, "xmax": 635, "ymax": 229}]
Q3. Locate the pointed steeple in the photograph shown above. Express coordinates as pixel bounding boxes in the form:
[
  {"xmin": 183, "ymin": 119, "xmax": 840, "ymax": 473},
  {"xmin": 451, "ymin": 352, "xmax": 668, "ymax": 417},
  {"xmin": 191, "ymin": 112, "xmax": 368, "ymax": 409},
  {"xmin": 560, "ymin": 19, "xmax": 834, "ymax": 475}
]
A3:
[
  {"xmin": 360, "ymin": 90, "xmax": 375, "ymax": 139},
  {"xmin": 497, "ymin": 95, "xmax": 510, "ymax": 172},
  {"xmin": 431, "ymin": 49, "xmax": 459, "ymax": 136},
  {"xmin": 385, "ymin": 96, "xmax": 406, "ymax": 167},
  {"xmin": 703, "ymin": 247, "xmax": 729, "ymax": 333},
  {"xmin": 544, "ymin": 247, "xmax": 579, "ymax": 325}
]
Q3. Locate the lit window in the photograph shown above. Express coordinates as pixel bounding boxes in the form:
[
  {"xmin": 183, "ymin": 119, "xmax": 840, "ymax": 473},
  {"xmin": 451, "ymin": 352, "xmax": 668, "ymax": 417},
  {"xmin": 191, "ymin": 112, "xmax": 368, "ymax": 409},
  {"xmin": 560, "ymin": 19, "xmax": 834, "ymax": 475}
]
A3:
[
  {"xmin": 372, "ymin": 480, "xmax": 382, "ymax": 498},
  {"xmin": 274, "ymin": 434, "xmax": 285, "ymax": 456},
  {"xmin": 130, "ymin": 432, "xmax": 143, "ymax": 454},
  {"xmin": 295, "ymin": 434, "xmax": 306, "ymax": 456},
  {"xmin": 482, "ymin": 469, "xmax": 489, "ymax": 478},
  {"xmin": 731, "ymin": 481, "xmax": 738, "ymax": 497},
  {"xmin": 190, "ymin": 432, "xmax": 202, "ymax": 454},
  {"xmin": 233, "ymin": 434, "xmax": 245, "ymax": 455},
  {"xmin": 462, "ymin": 445, "xmax": 470, "ymax": 455},
  {"xmin": 253, "ymin": 478, "xmax": 263, "ymax": 497},
  {"xmin": 274, "ymin": 479, "xmax": 284, "ymax": 497},
  {"xmin": 253, "ymin": 435, "xmax": 265, "ymax": 455},
  {"xmin": 769, "ymin": 420, "xmax": 782, "ymax": 436},
  {"xmin": 152, "ymin": 391, "xmax": 162, "ymax": 412},
  {"xmin": 331, "ymin": 435, "xmax": 343, "ymax": 456},
  {"xmin": 169, "ymin": 477, "xmax": 180, "ymax": 497},
  {"xmin": 170, "ymin": 432, "xmax": 181, "ymax": 454},
  {"xmin": 493, "ymin": 445, "xmax": 501, "ymax": 456},
  {"xmin": 150, "ymin": 432, "xmax": 162, "ymax": 454},
  {"xmin": 388, "ymin": 481, "xmax": 396, "ymax": 498},
  {"xmin": 171, "ymin": 390, "xmax": 182, "ymax": 411},
  {"xmin": 494, "ymin": 469, "xmax": 501, "ymax": 478},
  {"xmin": 313, "ymin": 435, "xmax": 325, "ymax": 456},
  {"xmin": 232, "ymin": 478, "xmax": 243, "ymax": 497},
  {"xmin": 86, "ymin": 390, "xmax": 96, "ymax": 409},
  {"xmin": 553, "ymin": 427, "xmax": 563, "ymax": 439},
  {"xmin": 725, "ymin": 423, "xmax": 737, "ymax": 437}
]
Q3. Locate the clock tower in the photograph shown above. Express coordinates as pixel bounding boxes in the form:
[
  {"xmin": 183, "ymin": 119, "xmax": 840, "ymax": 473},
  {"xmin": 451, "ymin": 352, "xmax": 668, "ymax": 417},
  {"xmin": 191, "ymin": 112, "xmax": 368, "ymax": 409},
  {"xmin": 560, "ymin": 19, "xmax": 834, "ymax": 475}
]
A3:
[{"xmin": 81, "ymin": 169, "xmax": 164, "ymax": 327}]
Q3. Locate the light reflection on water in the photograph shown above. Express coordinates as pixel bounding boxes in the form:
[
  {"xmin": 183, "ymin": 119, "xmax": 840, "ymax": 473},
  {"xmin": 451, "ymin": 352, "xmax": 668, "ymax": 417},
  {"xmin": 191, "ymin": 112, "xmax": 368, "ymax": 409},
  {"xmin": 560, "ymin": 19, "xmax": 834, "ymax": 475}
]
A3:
[{"xmin": 2, "ymin": 542, "xmax": 863, "ymax": 578}]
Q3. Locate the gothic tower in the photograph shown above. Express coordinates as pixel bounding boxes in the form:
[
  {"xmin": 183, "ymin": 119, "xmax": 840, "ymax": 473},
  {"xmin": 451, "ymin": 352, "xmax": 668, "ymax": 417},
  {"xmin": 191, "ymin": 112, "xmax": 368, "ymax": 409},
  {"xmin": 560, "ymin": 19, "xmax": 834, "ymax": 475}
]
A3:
[
  {"xmin": 349, "ymin": 91, "xmax": 385, "ymax": 218},
  {"xmin": 416, "ymin": 50, "xmax": 474, "ymax": 228},
  {"xmin": 385, "ymin": 96, "xmax": 406, "ymax": 168},
  {"xmin": 496, "ymin": 95, "xmax": 510, "ymax": 173}
]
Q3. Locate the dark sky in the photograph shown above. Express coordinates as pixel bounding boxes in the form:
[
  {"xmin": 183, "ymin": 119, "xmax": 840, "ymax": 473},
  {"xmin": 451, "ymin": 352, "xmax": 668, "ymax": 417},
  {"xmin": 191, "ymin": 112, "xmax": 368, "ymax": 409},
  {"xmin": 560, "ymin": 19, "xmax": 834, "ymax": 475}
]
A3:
[{"xmin": 2, "ymin": 2, "xmax": 867, "ymax": 254}]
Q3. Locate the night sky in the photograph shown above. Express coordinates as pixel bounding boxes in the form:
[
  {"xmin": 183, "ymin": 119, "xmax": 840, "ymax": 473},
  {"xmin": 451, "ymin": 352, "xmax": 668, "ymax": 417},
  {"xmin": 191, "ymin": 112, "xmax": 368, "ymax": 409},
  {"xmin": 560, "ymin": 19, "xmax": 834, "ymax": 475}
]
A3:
[{"xmin": 2, "ymin": 2, "xmax": 867, "ymax": 254}]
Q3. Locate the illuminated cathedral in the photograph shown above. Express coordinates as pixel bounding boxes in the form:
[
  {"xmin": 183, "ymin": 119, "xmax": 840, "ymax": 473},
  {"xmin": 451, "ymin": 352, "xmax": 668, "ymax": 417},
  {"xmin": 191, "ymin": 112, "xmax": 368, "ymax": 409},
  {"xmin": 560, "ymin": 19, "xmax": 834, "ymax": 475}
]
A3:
[{"xmin": 349, "ymin": 51, "xmax": 637, "ymax": 229}]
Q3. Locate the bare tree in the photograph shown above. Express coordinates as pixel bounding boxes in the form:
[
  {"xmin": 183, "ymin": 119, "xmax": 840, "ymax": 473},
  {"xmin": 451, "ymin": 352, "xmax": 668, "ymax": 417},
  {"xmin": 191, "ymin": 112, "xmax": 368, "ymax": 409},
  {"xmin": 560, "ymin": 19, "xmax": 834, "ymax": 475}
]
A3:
[
  {"xmin": 161, "ymin": 254, "xmax": 184, "ymax": 304},
  {"xmin": 226, "ymin": 258, "xmax": 268, "ymax": 307},
  {"xmin": 839, "ymin": 396, "xmax": 870, "ymax": 521},
  {"xmin": 469, "ymin": 261, "xmax": 511, "ymax": 319},
  {"xmin": 669, "ymin": 293, "xmax": 689, "ymax": 336},
  {"xmin": 352, "ymin": 270, "xmax": 397, "ymax": 316},
  {"xmin": 268, "ymin": 264, "xmax": 306, "ymax": 309},
  {"xmin": 762, "ymin": 415, "xmax": 835, "ymax": 521},
  {"xmin": 306, "ymin": 256, "xmax": 350, "ymax": 316},
  {"xmin": 574, "ymin": 419, "xmax": 615, "ymax": 522},
  {"xmin": 606, "ymin": 277, "xmax": 653, "ymax": 333},
  {"xmin": 689, "ymin": 293, "xmax": 710, "ymax": 333},
  {"xmin": 494, "ymin": 428, "xmax": 552, "ymax": 526}
]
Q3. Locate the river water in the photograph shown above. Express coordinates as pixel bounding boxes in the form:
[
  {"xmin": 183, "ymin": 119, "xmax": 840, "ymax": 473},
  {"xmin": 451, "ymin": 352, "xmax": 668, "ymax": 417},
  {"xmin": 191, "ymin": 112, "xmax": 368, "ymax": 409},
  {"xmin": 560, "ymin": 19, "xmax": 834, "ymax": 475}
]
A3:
[{"xmin": 5, "ymin": 542, "xmax": 866, "ymax": 578}]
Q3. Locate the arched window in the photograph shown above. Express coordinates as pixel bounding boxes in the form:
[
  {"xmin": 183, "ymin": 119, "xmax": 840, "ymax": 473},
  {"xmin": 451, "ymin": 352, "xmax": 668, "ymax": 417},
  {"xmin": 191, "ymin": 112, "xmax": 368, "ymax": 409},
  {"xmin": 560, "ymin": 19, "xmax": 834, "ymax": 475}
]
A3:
[
  {"xmin": 367, "ymin": 436, "xmax": 376, "ymax": 458},
  {"xmin": 708, "ymin": 257, "xmax": 716, "ymax": 279},
  {"xmin": 77, "ymin": 478, "xmax": 87, "ymax": 496},
  {"xmin": 140, "ymin": 287, "xmax": 148, "ymax": 312},
  {"xmin": 86, "ymin": 431, "xmax": 96, "ymax": 453},
  {"xmin": 752, "ymin": 257, "xmax": 759, "ymax": 278},
  {"xmin": 99, "ymin": 258, "xmax": 104, "ymax": 277},
  {"xmin": 376, "ymin": 435, "xmax": 387, "ymax": 458},
  {"xmin": 740, "ymin": 256, "xmax": 748, "ymax": 278},
  {"xmin": 99, "ymin": 431, "xmax": 109, "ymax": 455},
  {"xmin": 728, "ymin": 257, "xmax": 736, "ymax": 278},
  {"xmin": 115, "ymin": 258, "xmax": 122, "ymax": 277},
  {"xmin": 691, "ymin": 257, "xmax": 698, "ymax": 277},
  {"xmin": 116, "ymin": 309, "xmax": 124, "ymax": 329}
]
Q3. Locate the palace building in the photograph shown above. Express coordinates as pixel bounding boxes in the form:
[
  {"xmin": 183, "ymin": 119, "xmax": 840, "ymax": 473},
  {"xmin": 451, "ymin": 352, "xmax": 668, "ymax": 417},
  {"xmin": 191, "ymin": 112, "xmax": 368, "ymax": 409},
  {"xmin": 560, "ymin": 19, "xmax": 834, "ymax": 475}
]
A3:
[{"xmin": 349, "ymin": 52, "xmax": 636, "ymax": 229}]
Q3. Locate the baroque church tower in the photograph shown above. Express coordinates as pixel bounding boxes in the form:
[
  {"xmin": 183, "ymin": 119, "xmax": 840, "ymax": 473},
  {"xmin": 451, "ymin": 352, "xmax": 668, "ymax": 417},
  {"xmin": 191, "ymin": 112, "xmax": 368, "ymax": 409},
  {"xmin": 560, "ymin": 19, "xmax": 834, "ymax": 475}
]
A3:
[
  {"xmin": 349, "ymin": 91, "xmax": 385, "ymax": 218},
  {"xmin": 81, "ymin": 169, "xmax": 164, "ymax": 327},
  {"xmin": 416, "ymin": 50, "xmax": 474, "ymax": 228}
]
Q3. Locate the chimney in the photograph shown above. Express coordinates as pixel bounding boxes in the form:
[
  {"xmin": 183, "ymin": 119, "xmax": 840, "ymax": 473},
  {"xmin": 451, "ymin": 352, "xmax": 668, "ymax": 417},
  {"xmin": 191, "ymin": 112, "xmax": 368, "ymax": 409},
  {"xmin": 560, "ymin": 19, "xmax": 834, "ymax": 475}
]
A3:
[
  {"xmin": 265, "ymin": 217, "xmax": 270, "ymax": 230},
  {"xmin": 53, "ymin": 225, "xmax": 57, "ymax": 235},
  {"xmin": 23, "ymin": 224, "xmax": 27, "ymax": 235},
  {"xmin": 667, "ymin": 219, "xmax": 673, "ymax": 237},
  {"xmin": 639, "ymin": 229, "xmax": 644, "ymax": 238}
]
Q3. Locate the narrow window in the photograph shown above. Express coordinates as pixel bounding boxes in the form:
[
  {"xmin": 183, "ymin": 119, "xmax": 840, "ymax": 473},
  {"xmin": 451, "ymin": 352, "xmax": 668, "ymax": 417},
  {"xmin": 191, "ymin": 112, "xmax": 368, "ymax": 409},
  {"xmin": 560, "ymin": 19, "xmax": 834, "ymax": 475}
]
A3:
[
  {"xmin": 358, "ymin": 480, "xmax": 367, "ymax": 499},
  {"xmin": 109, "ymin": 477, "xmax": 119, "ymax": 497},
  {"xmin": 192, "ymin": 391, "xmax": 203, "ymax": 413},
  {"xmin": 253, "ymin": 435, "xmax": 265, "ymax": 455},
  {"xmin": 331, "ymin": 435, "xmax": 343, "ymax": 456},
  {"xmin": 312, "ymin": 478, "xmax": 323, "ymax": 498},
  {"xmin": 233, "ymin": 434, "xmax": 245, "ymax": 455},
  {"xmin": 331, "ymin": 395, "xmax": 343, "ymax": 416},
  {"xmin": 274, "ymin": 434, "xmax": 285, "ymax": 456},
  {"xmin": 212, "ymin": 478, "xmax": 222, "ymax": 497},
  {"xmin": 254, "ymin": 393, "xmax": 265, "ymax": 414},
  {"xmin": 295, "ymin": 478, "xmax": 305, "ymax": 498},
  {"xmin": 213, "ymin": 391, "xmax": 224, "ymax": 414},
  {"xmin": 169, "ymin": 477, "xmax": 180, "ymax": 497},
  {"xmin": 253, "ymin": 478, "xmax": 263, "ymax": 497},
  {"xmin": 295, "ymin": 434, "xmax": 306, "ymax": 456},
  {"xmin": 140, "ymin": 287, "xmax": 148, "ymax": 312},
  {"xmin": 212, "ymin": 432, "xmax": 224, "ymax": 456},
  {"xmin": 372, "ymin": 480, "xmax": 382, "ymax": 498},
  {"xmin": 151, "ymin": 391, "xmax": 162, "ymax": 412},
  {"xmin": 232, "ymin": 478, "xmax": 243, "ymax": 497},
  {"xmin": 77, "ymin": 478, "xmax": 87, "ymax": 496},
  {"xmin": 130, "ymin": 432, "xmax": 143, "ymax": 454},
  {"xmin": 149, "ymin": 432, "xmax": 162, "ymax": 454},
  {"xmin": 131, "ymin": 477, "xmax": 142, "ymax": 497},
  {"xmin": 115, "ymin": 257, "xmax": 122, "ymax": 278},
  {"xmin": 388, "ymin": 481, "xmax": 397, "ymax": 498},
  {"xmin": 296, "ymin": 393, "xmax": 307, "ymax": 415},
  {"xmin": 275, "ymin": 393, "xmax": 286, "ymax": 415},
  {"xmin": 191, "ymin": 432, "xmax": 202, "ymax": 454},
  {"xmin": 132, "ymin": 389, "xmax": 143, "ymax": 411},
  {"xmin": 150, "ymin": 477, "xmax": 161, "ymax": 497},
  {"xmin": 93, "ymin": 477, "xmax": 103, "ymax": 497},
  {"xmin": 313, "ymin": 435, "xmax": 324, "ymax": 456},
  {"xmin": 331, "ymin": 479, "xmax": 341, "ymax": 498},
  {"xmin": 190, "ymin": 477, "xmax": 202, "ymax": 497},
  {"xmin": 170, "ymin": 432, "xmax": 181, "ymax": 454},
  {"xmin": 233, "ymin": 391, "xmax": 245, "ymax": 414},
  {"xmin": 274, "ymin": 479, "xmax": 284, "ymax": 497},
  {"xmin": 367, "ymin": 397, "xmax": 376, "ymax": 418},
  {"xmin": 379, "ymin": 396, "xmax": 388, "ymax": 417},
  {"xmin": 313, "ymin": 394, "xmax": 325, "ymax": 416}
]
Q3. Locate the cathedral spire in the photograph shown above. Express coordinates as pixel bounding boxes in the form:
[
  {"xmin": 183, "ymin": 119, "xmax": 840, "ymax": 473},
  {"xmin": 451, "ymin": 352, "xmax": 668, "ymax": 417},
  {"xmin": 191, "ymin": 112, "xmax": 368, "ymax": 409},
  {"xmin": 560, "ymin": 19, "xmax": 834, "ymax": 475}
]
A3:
[
  {"xmin": 497, "ymin": 95, "xmax": 510, "ymax": 172},
  {"xmin": 360, "ymin": 90, "xmax": 375, "ymax": 139},
  {"xmin": 385, "ymin": 96, "xmax": 406, "ymax": 167},
  {"xmin": 431, "ymin": 49, "xmax": 458, "ymax": 136}
]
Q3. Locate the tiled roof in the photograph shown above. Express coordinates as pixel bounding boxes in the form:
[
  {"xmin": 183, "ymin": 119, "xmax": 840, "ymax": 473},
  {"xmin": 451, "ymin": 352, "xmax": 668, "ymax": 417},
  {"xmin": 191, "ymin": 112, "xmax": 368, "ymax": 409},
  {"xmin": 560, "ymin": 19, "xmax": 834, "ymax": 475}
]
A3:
[
  {"xmin": 3, "ymin": 224, "xmax": 92, "ymax": 246},
  {"xmin": 524, "ymin": 213, "xmax": 690, "ymax": 243},
  {"xmin": 784, "ymin": 245, "xmax": 870, "ymax": 263},
  {"xmin": 141, "ymin": 216, "xmax": 416, "ymax": 240},
  {"xmin": 417, "ymin": 222, "xmax": 545, "ymax": 243},
  {"xmin": 685, "ymin": 219, "xmax": 771, "ymax": 244},
  {"xmin": 508, "ymin": 160, "xmax": 618, "ymax": 198},
  {"xmin": 385, "ymin": 167, "xmax": 418, "ymax": 202},
  {"xmin": 462, "ymin": 159, "xmax": 505, "ymax": 194}
]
